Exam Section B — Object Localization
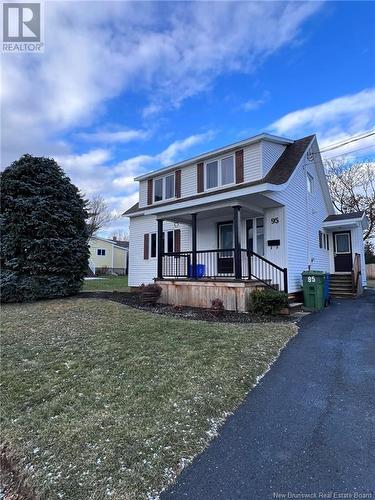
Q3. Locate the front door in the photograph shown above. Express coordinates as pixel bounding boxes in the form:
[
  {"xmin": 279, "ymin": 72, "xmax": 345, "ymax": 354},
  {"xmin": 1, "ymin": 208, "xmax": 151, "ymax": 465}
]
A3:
[
  {"xmin": 333, "ymin": 231, "xmax": 352, "ymax": 272},
  {"xmin": 217, "ymin": 222, "xmax": 234, "ymax": 274}
]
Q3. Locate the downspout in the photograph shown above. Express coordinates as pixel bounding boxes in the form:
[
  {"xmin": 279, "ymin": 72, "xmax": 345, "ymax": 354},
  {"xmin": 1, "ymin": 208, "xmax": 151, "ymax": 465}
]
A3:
[{"xmin": 304, "ymin": 164, "xmax": 312, "ymax": 270}]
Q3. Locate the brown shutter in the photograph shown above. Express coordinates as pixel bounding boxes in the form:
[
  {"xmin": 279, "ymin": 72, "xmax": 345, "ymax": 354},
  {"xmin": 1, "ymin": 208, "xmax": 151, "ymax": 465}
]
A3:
[
  {"xmin": 175, "ymin": 170, "xmax": 181, "ymax": 198},
  {"xmin": 144, "ymin": 233, "xmax": 149, "ymax": 259},
  {"xmin": 147, "ymin": 179, "xmax": 153, "ymax": 205},
  {"xmin": 197, "ymin": 162, "xmax": 204, "ymax": 192},
  {"xmin": 235, "ymin": 149, "xmax": 244, "ymax": 184},
  {"xmin": 174, "ymin": 229, "xmax": 181, "ymax": 252}
]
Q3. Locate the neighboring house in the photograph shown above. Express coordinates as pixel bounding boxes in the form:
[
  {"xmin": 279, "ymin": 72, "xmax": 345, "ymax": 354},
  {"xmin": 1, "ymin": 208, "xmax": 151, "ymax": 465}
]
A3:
[
  {"xmin": 88, "ymin": 236, "xmax": 129, "ymax": 276},
  {"xmin": 124, "ymin": 133, "xmax": 367, "ymax": 311}
]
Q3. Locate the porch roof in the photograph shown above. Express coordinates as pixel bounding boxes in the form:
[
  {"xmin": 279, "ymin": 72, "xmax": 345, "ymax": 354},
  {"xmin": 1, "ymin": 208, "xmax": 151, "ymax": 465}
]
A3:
[
  {"xmin": 155, "ymin": 193, "xmax": 282, "ymax": 224},
  {"xmin": 323, "ymin": 211, "xmax": 368, "ymax": 230}
]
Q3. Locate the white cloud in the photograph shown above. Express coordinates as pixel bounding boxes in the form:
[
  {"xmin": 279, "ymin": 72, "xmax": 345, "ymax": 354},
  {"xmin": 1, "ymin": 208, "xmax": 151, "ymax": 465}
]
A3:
[
  {"xmin": 269, "ymin": 88, "xmax": 375, "ymax": 159},
  {"xmin": 78, "ymin": 128, "xmax": 149, "ymax": 144},
  {"xmin": 1, "ymin": 1, "xmax": 322, "ymax": 167},
  {"xmin": 55, "ymin": 132, "xmax": 213, "ymax": 234},
  {"xmin": 112, "ymin": 131, "xmax": 212, "ymax": 190},
  {"xmin": 158, "ymin": 131, "xmax": 214, "ymax": 166},
  {"xmin": 243, "ymin": 91, "xmax": 270, "ymax": 111}
]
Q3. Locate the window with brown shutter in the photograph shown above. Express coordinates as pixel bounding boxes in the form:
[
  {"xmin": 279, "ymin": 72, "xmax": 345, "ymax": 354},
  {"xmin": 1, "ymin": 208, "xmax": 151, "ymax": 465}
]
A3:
[
  {"xmin": 147, "ymin": 179, "xmax": 153, "ymax": 205},
  {"xmin": 174, "ymin": 229, "xmax": 181, "ymax": 252},
  {"xmin": 144, "ymin": 233, "xmax": 149, "ymax": 259},
  {"xmin": 175, "ymin": 170, "xmax": 181, "ymax": 198},
  {"xmin": 197, "ymin": 162, "xmax": 204, "ymax": 192},
  {"xmin": 235, "ymin": 149, "xmax": 244, "ymax": 184}
]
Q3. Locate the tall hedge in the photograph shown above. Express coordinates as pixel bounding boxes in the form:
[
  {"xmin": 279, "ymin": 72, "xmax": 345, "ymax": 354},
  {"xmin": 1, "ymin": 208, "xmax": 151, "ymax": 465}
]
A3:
[{"xmin": 0, "ymin": 155, "xmax": 89, "ymax": 302}]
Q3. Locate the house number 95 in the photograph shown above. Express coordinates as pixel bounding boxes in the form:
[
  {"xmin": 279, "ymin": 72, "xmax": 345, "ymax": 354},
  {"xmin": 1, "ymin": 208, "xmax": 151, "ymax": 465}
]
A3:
[{"xmin": 271, "ymin": 217, "xmax": 279, "ymax": 224}]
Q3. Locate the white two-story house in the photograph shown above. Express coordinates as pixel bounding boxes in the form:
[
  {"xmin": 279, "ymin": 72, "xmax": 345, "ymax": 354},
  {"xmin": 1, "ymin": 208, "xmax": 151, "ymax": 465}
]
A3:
[{"xmin": 125, "ymin": 133, "xmax": 367, "ymax": 311}]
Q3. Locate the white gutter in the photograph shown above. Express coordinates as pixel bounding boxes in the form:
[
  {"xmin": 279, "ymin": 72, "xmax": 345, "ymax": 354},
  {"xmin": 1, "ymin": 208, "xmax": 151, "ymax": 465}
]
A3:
[{"xmin": 134, "ymin": 133, "xmax": 293, "ymax": 181}]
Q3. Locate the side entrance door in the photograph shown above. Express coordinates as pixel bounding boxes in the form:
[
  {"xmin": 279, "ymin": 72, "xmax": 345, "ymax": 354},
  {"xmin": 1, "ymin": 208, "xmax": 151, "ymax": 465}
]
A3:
[{"xmin": 333, "ymin": 231, "xmax": 352, "ymax": 272}]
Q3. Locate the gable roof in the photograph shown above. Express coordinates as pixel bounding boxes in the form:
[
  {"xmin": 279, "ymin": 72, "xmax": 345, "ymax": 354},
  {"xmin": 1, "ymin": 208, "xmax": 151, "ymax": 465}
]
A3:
[
  {"xmin": 123, "ymin": 134, "xmax": 315, "ymax": 216},
  {"xmin": 114, "ymin": 240, "xmax": 129, "ymax": 249},
  {"xmin": 264, "ymin": 135, "xmax": 315, "ymax": 185},
  {"xmin": 324, "ymin": 211, "xmax": 365, "ymax": 222},
  {"xmin": 90, "ymin": 235, "xmax": 129, "ymax": 250}
]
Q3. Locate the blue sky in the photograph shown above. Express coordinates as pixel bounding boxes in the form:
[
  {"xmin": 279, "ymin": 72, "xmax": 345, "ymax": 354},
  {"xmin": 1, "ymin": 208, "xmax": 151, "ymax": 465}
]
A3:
[{"xmin": 2, "ymin": 1, "xmax": 375, "ymax": 236}]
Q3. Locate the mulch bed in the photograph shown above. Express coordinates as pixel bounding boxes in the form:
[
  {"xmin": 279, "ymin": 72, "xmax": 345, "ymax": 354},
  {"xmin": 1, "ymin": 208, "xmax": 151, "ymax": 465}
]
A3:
[{"xmin": 78, "ymin": 291, "xmax": 293, "ymax": 323}]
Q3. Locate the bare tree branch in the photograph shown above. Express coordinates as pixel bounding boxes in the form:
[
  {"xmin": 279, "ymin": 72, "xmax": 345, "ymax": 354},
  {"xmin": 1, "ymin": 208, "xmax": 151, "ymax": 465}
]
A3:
[
  {"xmin": 86, "ymin": 195, "xmax": 118, "ymax": 238},
  {"xmin": 325, "ymin": 158, "xmax": 375, "ymax": 241}
]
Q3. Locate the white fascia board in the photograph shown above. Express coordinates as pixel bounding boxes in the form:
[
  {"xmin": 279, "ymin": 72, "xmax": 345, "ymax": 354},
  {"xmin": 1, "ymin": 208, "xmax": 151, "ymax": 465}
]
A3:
[
  {"xmin": 134, "ymin": 133, "xmax": 293, "ymax": 182},
  {"xmin": 126, "ymin": 182, "xmax": 287, "ymax": 218},
  {"xmin": 322, "ymin": 219, "xmax": 363, "ymax": 230},
  {"xmin": 145, "ymin": 183, "xmax": 280, "ymax": 216}
]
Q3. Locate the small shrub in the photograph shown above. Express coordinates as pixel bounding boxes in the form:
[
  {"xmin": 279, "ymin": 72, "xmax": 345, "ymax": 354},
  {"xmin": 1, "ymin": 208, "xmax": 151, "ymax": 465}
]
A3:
[
  {"xmin": 210, "ymin": 297, "xmax": 225, "ymax": 317},
  {"xmin": 139, "ymin": 283, "xmax": 162, "ymax": 305},
  {"xmin": 250, "ymin": 288, "xmax": 288, "ymax": 316}
]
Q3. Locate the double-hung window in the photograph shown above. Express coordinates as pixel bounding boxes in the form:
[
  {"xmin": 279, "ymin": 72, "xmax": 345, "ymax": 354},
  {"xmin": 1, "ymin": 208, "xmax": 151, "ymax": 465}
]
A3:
[
  {"xmin": 247, "ymin": 218, "xmax": 265, "ymax": 256},
  {"xmin": 205, "ymin": 155, "xmax": 234, "ymax": 190},
  {"xmin": 154, "ymin": 174, "xmax": 175, "ymax": 202},
  {"xmin": 150, "ymin": 230, "xmax": 174, "ymax": 258},
  {"xmin": 97, "ymin": 248, "xmax": 106, "ymax": 256}
]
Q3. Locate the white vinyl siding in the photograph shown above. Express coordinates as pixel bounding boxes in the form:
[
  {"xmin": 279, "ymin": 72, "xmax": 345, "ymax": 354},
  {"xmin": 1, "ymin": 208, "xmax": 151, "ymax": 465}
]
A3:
[
  {"xmin": 243, "ymin": 142, "xmax": 262, "ymax": 182},
  {"xmin": 128, "ymin": 215, "xmax": 190, "ymax": 286},
  {"xmin": 261, "ymin": 141, "xmax": 286, "ymax": 177},
  {"xmin": 269, "ymin": 142, "xmax": 330, "ymax": 293},
  {"xmin": 139, "ymin": 180, "xmax": 148, "ymax": 208},
  {"xmin": 180, "ymin": 163, "xmax": 197, "ymax": 198}
]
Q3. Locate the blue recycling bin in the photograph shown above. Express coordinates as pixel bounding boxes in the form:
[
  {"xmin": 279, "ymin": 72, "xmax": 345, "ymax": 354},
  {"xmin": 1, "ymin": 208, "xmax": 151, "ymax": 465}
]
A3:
[
  {"xmin": 189, "ymin": 264, "xmax": 205, "ymax": 278},
  {"xmin": 323, "ymin": 273, "xmax": 330, "ymax": 306}
]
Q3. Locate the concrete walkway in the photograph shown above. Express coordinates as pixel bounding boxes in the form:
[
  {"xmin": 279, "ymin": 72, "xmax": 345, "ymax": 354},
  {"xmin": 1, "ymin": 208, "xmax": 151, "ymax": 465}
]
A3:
[{"xmin": 162, "ymin": 291, "xmax": 375, "ymax": 499}]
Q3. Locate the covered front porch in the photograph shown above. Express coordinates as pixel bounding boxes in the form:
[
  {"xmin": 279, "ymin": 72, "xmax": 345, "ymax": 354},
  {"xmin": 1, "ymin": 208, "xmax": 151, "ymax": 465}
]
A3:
[{"xmin": 153, "ymin": 194, "xmax": 288, "ymax": 311}]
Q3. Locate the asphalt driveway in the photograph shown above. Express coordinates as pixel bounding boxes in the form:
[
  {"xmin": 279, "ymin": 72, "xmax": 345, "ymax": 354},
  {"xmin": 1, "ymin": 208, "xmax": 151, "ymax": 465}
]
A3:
[{"xmin": 163, "ymin": 290, "xmax": 375, "ymax": 499}]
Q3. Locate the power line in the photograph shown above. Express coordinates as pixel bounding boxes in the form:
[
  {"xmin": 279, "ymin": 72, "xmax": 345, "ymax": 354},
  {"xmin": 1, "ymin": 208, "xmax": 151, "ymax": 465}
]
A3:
[
  {"xmin": 320, "ymin": 130, "xmax": 375, "ymax": 153},
  {"xmin": 323, "ymin": 144, "xmax": 375, "ymax": 161}
]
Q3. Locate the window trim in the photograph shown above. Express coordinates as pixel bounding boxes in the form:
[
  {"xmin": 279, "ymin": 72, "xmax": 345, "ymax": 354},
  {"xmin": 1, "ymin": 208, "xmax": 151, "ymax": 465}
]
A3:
[
  {"xmin": 204, "ymin": 154, "xmax": 235, "ymax": 192},
  {"xmin": 153, "ymin": 173, "xmax": 176, "ymax": 203}
]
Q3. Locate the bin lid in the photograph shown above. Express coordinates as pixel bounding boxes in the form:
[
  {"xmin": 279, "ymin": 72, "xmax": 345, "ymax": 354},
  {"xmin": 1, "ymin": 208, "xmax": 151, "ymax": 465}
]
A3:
[{"xmin": 302, "ymin": 270, "xmax": 326, "ymax": 276}]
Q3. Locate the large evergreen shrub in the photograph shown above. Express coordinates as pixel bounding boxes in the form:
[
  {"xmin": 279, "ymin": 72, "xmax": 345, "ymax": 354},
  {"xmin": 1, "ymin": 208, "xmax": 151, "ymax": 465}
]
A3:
[{"xmin": 1, "ymin": 155, "xmax": 89, "ymax": 302}]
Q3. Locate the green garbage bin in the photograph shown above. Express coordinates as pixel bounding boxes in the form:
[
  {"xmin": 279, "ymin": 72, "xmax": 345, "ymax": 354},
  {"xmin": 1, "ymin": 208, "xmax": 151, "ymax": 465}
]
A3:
[{"xmin": 302, "ymin": 271, "xmax": 326, "ymax": 310}]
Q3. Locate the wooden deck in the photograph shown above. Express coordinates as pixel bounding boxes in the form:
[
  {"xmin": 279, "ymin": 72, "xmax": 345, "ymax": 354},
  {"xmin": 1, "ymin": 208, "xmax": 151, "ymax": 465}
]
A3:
[{"xmin": 155, "ymin": 278, "xmax": 267, "ymax": 312}]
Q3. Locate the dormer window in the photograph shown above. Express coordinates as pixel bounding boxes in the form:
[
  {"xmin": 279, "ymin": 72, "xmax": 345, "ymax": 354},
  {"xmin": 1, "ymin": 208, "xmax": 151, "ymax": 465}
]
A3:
[
  {"xmin": 154, "ymin": 173, "xmax": 175, "ymax": 202},
  {"xmin": 205, "ymin": 155, "xmax": 234, "ymax": 190}
]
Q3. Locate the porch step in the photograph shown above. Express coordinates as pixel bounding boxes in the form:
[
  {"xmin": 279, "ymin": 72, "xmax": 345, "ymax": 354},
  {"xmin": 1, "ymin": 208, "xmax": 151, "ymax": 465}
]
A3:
[
  {"xmin": 280, "ymin": 302, "xmax": 303, "ymax": 315},
  {"xmin": 329, "ymin": 274, "xmax": 354, "ymax": 299}
]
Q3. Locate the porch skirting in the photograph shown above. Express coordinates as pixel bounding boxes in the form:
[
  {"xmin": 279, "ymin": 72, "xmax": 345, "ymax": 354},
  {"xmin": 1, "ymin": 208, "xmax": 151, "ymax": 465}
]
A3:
[{"xmin": 155, "ymin": 279, "xmax": 266, "ymax": 312}]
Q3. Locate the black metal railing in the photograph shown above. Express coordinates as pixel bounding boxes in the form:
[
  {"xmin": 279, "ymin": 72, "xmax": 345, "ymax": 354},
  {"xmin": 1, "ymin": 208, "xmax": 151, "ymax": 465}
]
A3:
[
  {"xmin": 241, "ymin": 249, "xmax": 288, "ymax": 293},
  {"xmin": 161, "ymin": 248, "xmax": 288, "ymax": 293}
]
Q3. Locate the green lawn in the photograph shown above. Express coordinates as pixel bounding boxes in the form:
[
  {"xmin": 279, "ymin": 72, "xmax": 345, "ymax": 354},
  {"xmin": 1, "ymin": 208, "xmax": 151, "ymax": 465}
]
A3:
[
  {"xmin": 82, "ymin": 275, "xmax": 129, "ymax": 291},
  {"xmin": 1, "ymin": 298, "xmax": 297, "ymax": 499}
]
